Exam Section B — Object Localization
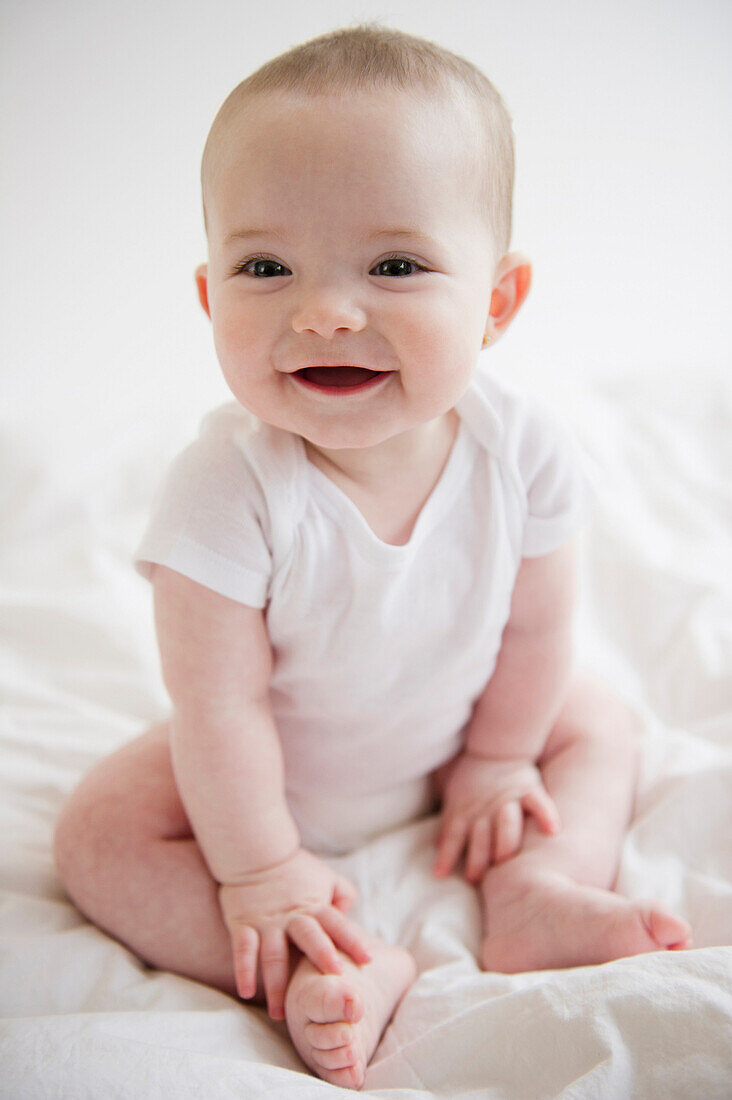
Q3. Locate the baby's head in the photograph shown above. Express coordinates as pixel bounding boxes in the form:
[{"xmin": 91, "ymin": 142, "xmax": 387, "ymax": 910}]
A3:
[
  {"xmin": 202, "ymin": 25, "xmax": 514, "ymax": 260},
  {"xmin": 196, "ymin": 25, "xmax": 531, "ymax": 452}
]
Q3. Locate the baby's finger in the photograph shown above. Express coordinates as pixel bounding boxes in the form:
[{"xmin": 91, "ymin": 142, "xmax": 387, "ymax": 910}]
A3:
[
  {"xmin": 318, "ymin": 906, "xmax": 373, "ymax": 966},
  {"xmin": 287, "ymin": 913, "xmax": 343, "ymax": 976},
  {"xmin": 491, "ymin": 800, "xmax": 523, "ymax": 864},
  {"xmin": 465, "ymin": 815, "xmax": 492, "ymax": 883},
  {"xmin": 260, "ymin": 926, "xmax": 290, "ymax": 1020},
  {"xmin": 433, "ymin": 815, "xmax": 469, "ymax": 877},
  {"xmin": 521, "ymin": 788, "xmax": 561, "ymax": 835},
  {"xmin": 230, "ymin": 923, "xmax": 259, "ymax": 1000},
  {"xmin": 332, "ymin": 875, "xmax": 358, "ymax": 914}
]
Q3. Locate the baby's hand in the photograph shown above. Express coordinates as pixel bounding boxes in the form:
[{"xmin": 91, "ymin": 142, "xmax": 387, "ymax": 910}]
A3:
[
  {"xmin": 433, "ymin": 751, "xmax": 561, "ymax": 883},
  {"xmin": 219, "ymin": 848, "xmax": 372, "ymax": 1020}
]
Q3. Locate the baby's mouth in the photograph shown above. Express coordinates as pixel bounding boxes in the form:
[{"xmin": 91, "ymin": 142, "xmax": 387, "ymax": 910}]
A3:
[{"xmin": 297, "ymin": 366, "xmax": 382, "ymax": 387}]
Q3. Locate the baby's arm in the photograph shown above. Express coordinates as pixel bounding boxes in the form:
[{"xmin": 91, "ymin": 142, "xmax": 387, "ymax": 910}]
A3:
[
  {"xmin": 153, "ymin": 566, "xmax": 371, "ymax": 1017},
  {"xmin": 433, "ymin": 541, "xmax": 576, "ymax": 882}
]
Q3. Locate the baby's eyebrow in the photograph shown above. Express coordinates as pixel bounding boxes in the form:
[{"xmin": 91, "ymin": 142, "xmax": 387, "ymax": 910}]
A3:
[
  {"xmin": 222, "ymin": 226, "xmax": 441, "ymax": 250},
  {"xmin": 223, "ymin": 227, "xmax": 285, "ymax": 247},
  {"xmin": 368, "ymin": 228, "xmax": 437, "ymax": 247}
]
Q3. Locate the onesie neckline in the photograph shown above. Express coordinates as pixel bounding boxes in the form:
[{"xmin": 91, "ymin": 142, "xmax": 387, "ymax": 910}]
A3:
[{"xmin": 297, "ymin": 417, "xmax": 477, "ymax": 564}]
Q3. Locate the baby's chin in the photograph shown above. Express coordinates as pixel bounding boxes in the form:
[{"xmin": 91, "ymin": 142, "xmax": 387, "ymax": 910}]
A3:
[
  {"xmin": 296, "ymin": 421, "xmax": 403, "ymax": 453},
  {"xmin": 228, "ymin": 383, "xmax": 408, "ymax": 452},
  {"xmin": 276, "ymin": 403, "xmax": 457, "ymax": 459},
  {"xmin": 268, "ymin": 405, "xmax": 408, "ymax": 454}
]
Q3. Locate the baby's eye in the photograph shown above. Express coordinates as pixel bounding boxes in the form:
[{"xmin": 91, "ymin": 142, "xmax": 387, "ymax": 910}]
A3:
[
  {"xmin": 370, "ymin": 256, "xmax": 422, "ymax": 278},
  {"xmin": 235, "ymin": 257, "xmax": 291, "ymax": 278}
]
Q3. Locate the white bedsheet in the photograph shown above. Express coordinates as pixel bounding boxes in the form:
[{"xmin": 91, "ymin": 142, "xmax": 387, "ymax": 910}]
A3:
[{"xmin": 1, "ymin": 366, "xmax": 731, "ymax": 1098}]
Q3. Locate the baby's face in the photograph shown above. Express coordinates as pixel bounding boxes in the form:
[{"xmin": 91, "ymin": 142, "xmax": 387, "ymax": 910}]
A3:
[{"xmin": 200, "ymin": 89, "xmax": 498, "ymax": 451}]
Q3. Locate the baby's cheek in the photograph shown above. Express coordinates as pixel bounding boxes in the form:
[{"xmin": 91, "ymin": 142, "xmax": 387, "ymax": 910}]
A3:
[
  {"xmin": 213, "ymin": 313, "xmax": 265, "ymax": 383},
  {"xmin": 213, "ymin": 305, "xmax": 250, "ymax": 358},
  {"xmin": 421, "ymin": 302, "xmax": 481, "ymax": 371}
]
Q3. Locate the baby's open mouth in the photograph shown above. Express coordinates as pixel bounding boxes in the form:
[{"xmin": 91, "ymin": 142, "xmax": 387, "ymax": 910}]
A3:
[{"xmin": 296, "ymin": 366, "xmax": 382, "ymax": 387}]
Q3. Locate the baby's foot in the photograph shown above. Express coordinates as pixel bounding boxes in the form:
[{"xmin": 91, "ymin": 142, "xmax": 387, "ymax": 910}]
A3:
[
  {"xmin": 284, "ymin": 937, "xmax": 416, "ymax": 1090},
  {"xmin": 480, "ymin": 865, "xmax": 692, "ymax": 974}
]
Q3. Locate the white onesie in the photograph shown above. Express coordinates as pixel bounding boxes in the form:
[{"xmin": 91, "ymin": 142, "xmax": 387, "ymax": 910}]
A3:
[{"xmin": 136, "ymin": 366, "xmax": 588, "ymax": 853}]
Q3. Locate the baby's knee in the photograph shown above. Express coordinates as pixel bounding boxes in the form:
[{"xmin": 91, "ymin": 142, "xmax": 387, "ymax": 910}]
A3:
[
  {"xmin": 550, "ymin": 675, "xmax": 641, "ymax": 768},
  {"xmin": 585, "ymin": 680, "xmax": 641, "ymax": 774},
  {"xmin": 54, "ymin": 778, "xmax": 115, "ymax": 901},
  {"xmin": 53, "ymin": 762, "xmax": 146, "ymax": 906}
]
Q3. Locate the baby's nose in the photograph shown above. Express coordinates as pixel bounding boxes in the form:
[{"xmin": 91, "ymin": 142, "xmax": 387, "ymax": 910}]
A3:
[{"xmin": 291, "ymin": 284, "xmax": 367, "ymax": 339}]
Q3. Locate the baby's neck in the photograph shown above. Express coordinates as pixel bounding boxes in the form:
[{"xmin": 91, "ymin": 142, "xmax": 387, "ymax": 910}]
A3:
[{"xmin": 302, "ymin": 411, "xmax": 459, "ymax": 497}]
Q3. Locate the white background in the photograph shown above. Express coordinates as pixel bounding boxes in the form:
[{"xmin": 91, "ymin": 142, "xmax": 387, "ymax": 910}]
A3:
[{"xmin": 2, "ymin": 0, "xmax": 731, "ymax": 463}]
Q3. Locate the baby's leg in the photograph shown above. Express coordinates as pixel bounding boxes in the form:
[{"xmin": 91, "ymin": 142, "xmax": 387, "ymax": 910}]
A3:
[
  {"xmin": 480, "ymin": 676, "xmax": 691, "ymax": 972},
  {"xmin": 54, "ymin": 723, "xmax": 236, "ymax": 993},
  {"xmin": 54, "ymin": 725, "xmax": 415, "ymax": 1088}
]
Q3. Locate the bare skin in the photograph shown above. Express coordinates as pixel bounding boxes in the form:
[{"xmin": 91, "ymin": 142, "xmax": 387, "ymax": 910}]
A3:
[
  {"xmin": 428, "ymin": 543, "xmax": 692, "ymax": 975},
  {"xmin": 285, "ymin": 939, "xmax": 416, "ymax": 1089},
  {"xmin": 468, "ymin": 677, "xmax": 692, "ymax": 971},
  {"xmin": 53, "ymin": 723, "xmax": 415, "ymax": 1091},
  {"xmin": 480, "ymin": 866, "xmax": 690, "ymax": 973}
]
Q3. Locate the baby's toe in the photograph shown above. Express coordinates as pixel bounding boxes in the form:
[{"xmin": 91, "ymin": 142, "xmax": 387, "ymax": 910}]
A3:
[
  {"xmin": 299, "ymin": 974, "xmax": 364, "ymax": 1025},
  {"xmin": 304, "ymin": 1020, "xmax": 354, "ymax": 1050},
  {"xmin": 319, "ymin": 1064, "xmax": 366, "ymax": 1090},
  {"xmin": 640, "ymin": 903, "xmax": 692, "ymax": 949},
  {"xmin": 311, "ymin": 1043, "xmax": 361, "ymax": 1071}
]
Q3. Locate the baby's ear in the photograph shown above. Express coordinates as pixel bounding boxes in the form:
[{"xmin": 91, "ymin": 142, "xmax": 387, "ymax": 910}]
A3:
[
  {"xmin": 195, "ymin": 264, "xmax": 210, "ymax": 318},
  {"xmin": 485, "ymin": 252, "xmax": 532, "ymax": 343}
]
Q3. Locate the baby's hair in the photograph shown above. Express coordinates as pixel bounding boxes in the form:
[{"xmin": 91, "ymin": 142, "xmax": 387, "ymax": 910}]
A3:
[{"xmin": 201, "ymin": 24, "xmax": 515, "ymax": 253}]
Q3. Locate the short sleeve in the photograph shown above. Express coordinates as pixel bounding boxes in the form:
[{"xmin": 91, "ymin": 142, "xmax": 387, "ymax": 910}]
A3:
[
  {"xmin": 510, "ymin": 394, "xmax": 590, "ymax": 558},
  {"xmin": 490, "ymin": 387, "xmax": 590, "ymax": 558},
  {"xmin": 135, "ymin": 409, "xmax": 273, "ymax": 608}
]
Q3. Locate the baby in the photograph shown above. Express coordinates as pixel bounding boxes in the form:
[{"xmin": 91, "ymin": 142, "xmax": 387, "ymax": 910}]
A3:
[{"xmin": 54, "ymin": 25, "xmax": 692, "ymax": 1090}]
